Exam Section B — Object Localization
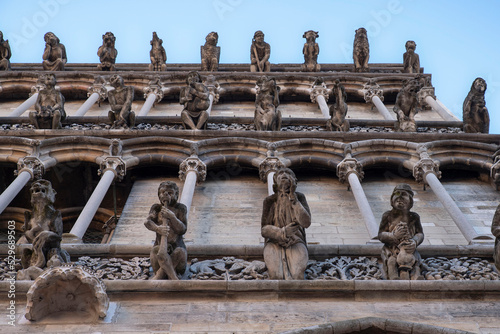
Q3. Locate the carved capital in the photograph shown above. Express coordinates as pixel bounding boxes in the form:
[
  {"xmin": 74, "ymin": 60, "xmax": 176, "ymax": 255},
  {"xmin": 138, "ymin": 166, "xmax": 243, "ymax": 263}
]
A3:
[
  {"xmin": 336, "ymin": 158, "xmax": 364, "ymax": 184},
  {"xmin": 362, "ymin": 80, "xmax": 384, "ymax": 103},
  {"xmin": 88, "ymin": 76, "xmax": 110, "ymax": 102},
  {"xmin": 98, "ymin": 157, "xmax": 126, "ymax": 181},
  {"xmin": 413, "ymin": 158, "xmax": 441, "ymax": 184},
  {"xmin": 417, "ymin": 86, "xmax": 436, "ymax": 106},
  {"xmin": 15, "ymin": 156, "xmax": 44, "ymax": 180},
  {"xmin": 204, "ymin": 75, "xmax": 220, "ymax": 104},
  {"xmin": 490, "ymin": 156, "xmax": 500, "ymax": 185},
  {"xmin": 259, "ymin": 157, "xmax": 285, "ymax": 182},
  {"xmin": 143, "ymin": 77, "xmax": 164, "ymax": 104},
  {"xmin": 179, "ymin": 157, "xmax": 207, "ymax": 184},
  {"xmin": 310, "ymin": 84, "xmax": 330, "ymax": 104}
]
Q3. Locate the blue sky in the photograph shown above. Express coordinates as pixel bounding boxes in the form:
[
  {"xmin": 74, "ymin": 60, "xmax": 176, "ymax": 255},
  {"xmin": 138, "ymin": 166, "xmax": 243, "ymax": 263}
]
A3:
[{"xmin": 1, "ymin": 0, "xmax": 499, "ymax": 134}]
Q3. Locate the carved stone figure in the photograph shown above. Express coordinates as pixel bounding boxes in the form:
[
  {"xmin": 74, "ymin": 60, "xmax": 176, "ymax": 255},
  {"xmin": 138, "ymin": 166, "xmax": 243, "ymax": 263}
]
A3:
[
  {"xmin": 250, "ymin": 31, "xmax": 270, "ymax": 72},
  {"xmin": 97, "ymin": 32, "xmax": 117, "ymax": 71},
  {"xmin": 261, "ymin": 168, "xmax": 311, "ymax": 280},
  {"xmin": 17, "ymin": 180, "xmax": 70, "ymax": 280},
  {"xmin": 492, "ymin": 204, "xmax": 500, "ymax": 272},
  {"xmin": 326, "ymin": 79, "xmax": 349, "ymax": 132},
  {"xmin": 144, "ymin": 181, "xmax": 188, "ymax": 280},
  {"xmin": 179, "ymin": 71, "xmax": 211, "ymax": 130},
  {"xmin": 403, "ymin": 40, "xmax": 420, "ymax": 74},
  {"xmin": 29, "ymin": 73, "xmax": 66, "ymax": 129},
  {"xmin": 42, "ymin": 32, "xmax": 67, "ymax": 71},
  {"xmin": 302, "ymin": 30, "xmax": 320, "ymax": 72},
  {"xmin": 0, "ymin": 31, "xmax": 11, "ymax": 70},
  {"xmin": 254, "ymin": 76, "xmax": 281, "ymax": 131},
  {"xmin": 201, "ymin": 32, "xmax": 220, "ymax": 72},
  {"xmin": 107, "ymin": 74, "xmax": 136, "ymax": 128},
  {"xmin": 149, "ymin": 32, "xmax": 167, "ymax": 71},
  {"xmin": 393, "ymin": 78, "xmax": 422, "ymax": 132},
  {"xmin": 378, "ymin": 184, "xmax": 424, "ymax": 280},
  {"xmin": 463, "ymin": 77, "xmax": 489, "ymax": 133},
  {"xmin": 353, "ymin": 28, "xmax": 369, "ymax": 72}
]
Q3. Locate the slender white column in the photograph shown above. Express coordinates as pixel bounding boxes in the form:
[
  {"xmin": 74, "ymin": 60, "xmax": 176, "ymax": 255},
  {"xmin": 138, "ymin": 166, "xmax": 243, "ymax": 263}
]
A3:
[
  {"xmin": 179, "ymin": 157, "xmax": 206, "ymax": 219},
  {"xmin": 74, "ymin": 92, "xmax": 100, "ymax": 117},
  {"xmin": 347, "ymin": 173, "xmax": 378, "ymax": 239},
  {"xmin": 371, "ymin": 95, "xmax": 394, "ymax": 120},
  {"xmin": 138, "ymin": 93, "xmax": 157, "ymax": 117},
  {"xmin": 267, "ymin": 171, "xmax": 275, "ymax": 196},
  {"xmin": 206, "ymin": 94, "xmax": 215, "ymax": 116},
  {"xmin": 0, "ymin": 171, "xmax": 31, "ymax": 214},
  {"xmin": 9, "ymin": 94, "xmax": 38, "ymax": 117},
  {"xmin": 179, "ymin": 171, "xmax": 197, "ymax": 212},
  {"xmin": 69, "ymin": 170, "xmax": 116, "ymax": 239},
  {"xmin": 315, "ymin": 94, "xmax": 330, "ymax": 119},
  {"xmin": 425, "ymin": 95, "xmax": 456, "ymax": 121}
]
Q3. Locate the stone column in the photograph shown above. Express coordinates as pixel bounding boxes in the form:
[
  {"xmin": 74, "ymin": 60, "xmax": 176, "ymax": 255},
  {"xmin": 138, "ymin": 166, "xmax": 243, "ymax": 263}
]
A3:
[
  {"xmin": 204, "ymin": 75, "xmax": 220, "ymax": 116},
  {"xmin": 67, "ymin": 157, "xmax": 125, "ymax": 242},
  {"xmin": 310, "ymin": 79, "xmax": 330, "ymax": 119},
  {"xmin": 336, "ymin": 156, "xmax": 379, "ymax": 240},
  {"xmin": 259, "ymin": 157, "xmax": 285, "ymax": 196},
  {"xmin": 418, "ymin": 86, "xmax": 457, "ymax": 122},
  {"xmin": 362, "ymin": 80, "xmax": 394, "ymax": 120},
  {"xmin": 138, "ymin": 78, "xmax": 164, "ymax": 117},
  {"xmin": 178, "ymin": 156, "xmax": 207, "ymax": 216},
  {"xmin": 413, "ymin": 158, "xmax": 491, "ymax": 243},
  {"xmin": 0, "ymin": 157, "xmax": 44, "ymax": 215},
  {"xmin": 74, "ymin": 77, "xmax": 112, "ymax": 116},
  {"xmin": 9, "ymin": 82, "xmax": 45, "ymax": 117}
]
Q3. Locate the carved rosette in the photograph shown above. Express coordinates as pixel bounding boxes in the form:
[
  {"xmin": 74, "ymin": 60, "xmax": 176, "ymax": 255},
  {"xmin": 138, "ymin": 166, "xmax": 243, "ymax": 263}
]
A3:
[
  {"xmin": 88, "ymin": 76, "xmax": 110, "ymax": 102},
  {"xmin": 204, "ymin": 75, "xmax": 220, "ymax": 104},
  {"xmin": 98, "ymin": 157, "xmax": 126, "ymax": 181},
  {"xmin": 413, "ymin": 158, "xmax": 441, "ymax": 184},
  {"xmin": 362, "ymin": 81, "xmax": 384, "ymax": 103},
  {"xmin": 417, "ymin": 86, "xmax": 436, "ymax": 107},
  {"xmin": 259, "ymin": 157, "xmax": 285, "ymax": 182},
  {"xmin": 25, "ymin": 265, "xmax": 109, "ymax": 321},
  {"xmin": 179, "ymin": 157, "xmax": 207, "ymax": 185},
  {"xmin": 15, "ymin": 156, "xmax": 44, "ymax": 180},
  {"xmin": 310, "ymin": 83, "xmax": 330, "ymax": 104},
  {"xmin": 336, "ymin": 158, "xmax": 364, "ymax": 184},
  {"xmin": 143, "ymin": 77, "xmax": 164, "ymax": 104}
]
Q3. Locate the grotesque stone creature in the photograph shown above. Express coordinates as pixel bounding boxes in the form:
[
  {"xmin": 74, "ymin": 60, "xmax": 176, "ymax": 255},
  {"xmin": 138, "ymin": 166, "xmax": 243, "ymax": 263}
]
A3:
[
  {"xmin": 42, "ymin": 32, "xmax": 67, "ymax": 71},
  {"xmin": 378, "ymin": 184, "xmax": 424, "ymax": 280},
  {"xmin": 144, "ymin": 181, "xmax": 188, "ymax": 280},
  {"xmin": 97, "ymin": 32, "xmax": 117, "ymax": 71},
  {"xmin": 107, "ymin": 74, "xmax": 136, "ymax": 128},
  {"xmin": 29, "ymin": 73, "xmax": 66, "ymax": 129},
  {"xmin": 393, "ymin": 78, "xmax": 422, "ymax": 132},
  {"xmin": 326, "ymin": 79, "xmax": 349, "ymax": 132},
  {"xmin": 463, "ymin": 77, "xmax": 489, "ymax": 134},
  {"xmin": 254, "ymin": 76, "xmax": 281, "ymax": 131},
  {"xmin": 250, "ymin": 30, "xmax": 271, "ymax": 72},
  {"xmin": 302, "ymin": 30, "xmax": 320, "ymax": 72},
  {"xmin": 492, "ymin": 204, "xmax": 500, "ymax": 272},
  {"xmin": 149, "ymin": 31, "xmax": 167, "ymax": 72},
  {"xmin": 179, "ymin": 71, "xmax": 211, "ymax": 130},
  {"xmin": 353, "ymin": 27, "xmax": 369, "ymax": 72},
  {"xmin": 18, "ymin": 179, "xmax": 70, "ymax": 280},
  {"xmin": 261, "ymin": 168, "xmax": 311, "ymax": 280},
  {"xmin": 0, "ymin": 31, "xmax": 11, "ymax": 71},
  {"xmin": 201, "ymin": 31, "xmax": 220, "ymax": 72},
  {"xmin": 403, "ymin": 40, "xmax": 420, "ymax": 74}
]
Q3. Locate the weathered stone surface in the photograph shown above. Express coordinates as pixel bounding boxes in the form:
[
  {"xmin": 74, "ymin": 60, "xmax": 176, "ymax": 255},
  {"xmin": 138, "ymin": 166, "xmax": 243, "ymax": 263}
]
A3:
[
  {"xmin": 97, "ymin": 32, "xmax": 117, "ymax": 71},
  {"xmin": 42, "ymin": 32, "xmax": 66, "ymax": 71},
  {"xmin": 353, "ymin": 28, "xmax": 369, "ymax": 73},
  {"xmin": 250, "ymin": 31, "xmax": 270, "ymax": 72},
  {"xmin": 463, "ymin": 77, "xmax": 489, "ymax": 134}
]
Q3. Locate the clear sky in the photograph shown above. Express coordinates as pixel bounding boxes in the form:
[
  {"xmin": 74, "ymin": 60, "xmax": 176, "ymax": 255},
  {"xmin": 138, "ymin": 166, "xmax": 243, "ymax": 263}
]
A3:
[{"xmin": 1, "ymin": 0, "xmax": 499, "ymax": 134}]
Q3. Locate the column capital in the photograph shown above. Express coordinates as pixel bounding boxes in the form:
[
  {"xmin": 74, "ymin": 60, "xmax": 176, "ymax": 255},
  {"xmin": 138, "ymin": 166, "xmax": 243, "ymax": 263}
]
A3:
[
  {"xmin": 98, "ymin": 157, "xmax": 126, "ymax": 181},
  {"xmin": 362, "ymin": 80, "xmax": 384, "ymax": 103},
  {"xmin": 413, "ymin": 158, "xmax": 441, "ymax": 184},
  {"xmin": 310, "ymin": 78, "xmax": 330, "ymax": 104},
  {"xmin": 30, "ymin": 78, "xmax": 46, "ymax": 97},
  {"xmin": 490, "ymin": 154, "xmax": 500, "ymax": 186},
  {"xmin": 179, "ymin": 156, "xmax": 207, "ymax": 184},
  {"xmin": 336, "ymin": 157, "xmax": 364, "ymax": 184},
  {"xmin": 417, "ymin": 86, "xmax": 436, "ymax": 106},
  {"xmin": 259, "ymin": 157, "xmax": 285, "ymax": 182},
  {"xmin": 15, "ymin": 156, "xmax": 44, "ymax": 180},
  {"xmin": 88, "ymin": 76, "xmax": 111, "ymax": 102},
  {"xmin": 204, "ymin": 75, "xmax": 220, "ymax": 104},
  {"xmin": 143, "ymin": 77, "xmax": 164, "ymax": 104}
]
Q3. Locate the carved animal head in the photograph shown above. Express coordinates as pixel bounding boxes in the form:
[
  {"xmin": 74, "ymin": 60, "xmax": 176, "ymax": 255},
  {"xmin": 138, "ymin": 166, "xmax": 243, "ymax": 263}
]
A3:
[
  {"xmin": 102, "ymin": 32, "xmax": 116, "ymax": 47},
  {"xmin": 151, "ymin": 31, "xmax": 163, "ymax": 47},
  {"xmin": 402, "ymin": 78, "xmax": 422, "ymax": 95},
  {"xmin": 405, "ymin": 40, "xmax": 417, "ymax": 53},
  {"xmin": 44, "ymin": 32, "xmax": 60, "ymax": 45},
  {"xmin": 205, "ymin": 32, "xmax": 218, "ymax": 46},
  {"xmin": 256, "ymin": 76, "xmax": 280, "ymax": 96},
  {"xmin": 30, "ymin": 179, "xmax": 56, "ymax": 206},
  {"xmin": 186, "ymin": 71, "xmax": 202, "ymax": 85},
  {"xmin": 355, "ymin": 28, "xmax": 367, "ymax": 39},
  {"xmin": 471, "ymin": 77, "xmax": 487, "ymax": 94},
  {"xmin": 40, "ymin": 73, "xmax": 57, "ymax": 88},
  {"xmin": 303, "ymin": 30, "xmax": 319, "ymax": 42},
  {"xmin": 158, "ymin": 181, "xmax": 179, "ymax": 206},
  {"xmin": 109, "ymin": 74, "xmax": 124, "ymax": 88}
]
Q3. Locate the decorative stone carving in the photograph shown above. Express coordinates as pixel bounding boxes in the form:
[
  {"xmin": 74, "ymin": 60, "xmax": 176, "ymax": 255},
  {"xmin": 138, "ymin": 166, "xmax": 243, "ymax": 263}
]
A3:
[
  {"xmin": 97, "ymin": 32, "xmax": 117, "ymax": 71},
  {"xmin": 29, "ymin": 73, "xmax": 66, "ymax": 129},
  {"xmin": 378, "ymin": 184, "xmax": 424, "ymax": 280},
  {"xmin": 463, "ymin": 77, "xmax": 489, "ymax": 133},
  {"xmin": 259, "ymin": 157, "xmax": 285, "ymax": 182},
  {"xmin": 180, "ymin": 71, "xmax": 211, "ymax": 130},
  {"xmin": 490, "ymin": 152, "xmax": 500, "ymax": 187},
  {"xmin": 74, "ymin": 256, "xmax": 151, "ymax": 280},
  {"xmin": 261, "ymin": 168, "xmax": 311, "ymax": 280},
  {"xmin": 492, "ymin": 204, "xmax": 500, "ymax": 272},
  {"xmin": 16, "ymin": 156, "xmax": 44, "ymax": 180},
  {"xmin": 204, "ymin": 75, "xmax": 220, "ymax": 104},
  {"xmin": 362, "ymin": 79, "xmax": 383, "ymax": 103},
  {"xmin": 422, "ymin": 257, "xmax": 499, "ymax": 281},
  {"xmin": 309, "ymin": 77, "xmax": 329, "ymax": 104},
  {"xmin": 144, "ymin": 181, "xmax": 188, "ymax": 280},
  {"xmin": 143, "ymin": 76, "xmax": 164, "ymax": 104},
  {"xmin": 25, "ymin": 265, "xmax": 109, "ymax": 321},
  {"xmin": 393, "ymin": 78, "xmax": 422, "ymax": 132},
  {"xmin": 88, "ymin": 76, "xmax": 110, "ymax": 106},
  {"xmin": 250, "ymin": 30, "xmax": 270, "ymax": 72},
  {"xmin": 413, "ymin": 158, "xmax": 440, "ymax": 184},
  {"xmin": 17, "ymin": 179, "xmax": 70, "ymax": 280},
  {"xmin": 179, "ymin": 156, "xmax": 207, "ymax": 184},
  {"xmin": 149, "ymin": 32, "xmax": 167, "ymax": 72},
  {"xmin": 201, "ymin": 32, "xmax": 220, "ymax": 72},
  {"xmin": 0, "ymin": 31, "xmax": 11, "ymax": 71},
  {"xmin": 326, "ymin": 80, "xmax": 349, "ymax": 132},
  {"xmin": 353, "ymin": 27, "xmax": 369, "ymax": 72},
  {"xmin": 42, "ymin": 32, "xmax": 67, "ymax": 71},
  {"xmin": 254, "ymin": 76, "xmax": 281, "ymax": 131},
  {"xmin": 336, "ymin": 157, "xmax": 363, "ymax": 184},
  {"xmin": 107, "ymin": 74, "xmax": 136, "ymax": 128},
  {"xmin": 302, "ymin": 30, "xmax": 320, "ymax": 72},
  {"xmin": 403, "ymin": 40, "xmax": 420, "ymax": 74},
  {"xmin": 99, "ymin": 156, "xmax": 126, "ymax": 181},
  {"xmin": 189, "ymin": 257, "xmax": 267, "ymax": 280},
  {"xmin": 306, "ymin": 257, "xmax": 383, "ymax": 280}
]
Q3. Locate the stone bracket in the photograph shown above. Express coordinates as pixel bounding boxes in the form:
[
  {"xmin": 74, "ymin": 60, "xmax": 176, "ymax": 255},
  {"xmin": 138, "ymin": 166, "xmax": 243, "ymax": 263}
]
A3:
[
  {"xmin": 362, "ymin": 80, "xmax": 384, "ymax": 104},
  {"xmin": 417, "ymin": 86, "xmax": 436, "ymax": 107},
  {"xmin": 204, "ymin": 75, "xmax": 220, "ymax": 104},
  {"xmin": 179, "ymin": 156, "xmax": 207, "ymax": 185},
  {"xmin": 15, "ymin": 156, "xmax": 44, "ymax": 180},
  {"xmin": 143, "ymin": 77, "xmax": 165, "ymax": 104},
  {"xmin": 413, "ymin": 158, "xmax": 441, "ymax": 184},
  {"xmin": 336, "ymin": 158, "xmax": 364, "ymax": 184},
  {"xmin": 259, "ymin": 157, "xmax": 285, "ymax": 182},
  {"xmin": 88, "ymin": 76, "xmax": 111, "ymax": 103},
  {"xmin": 98, "ymin": 157, "xmax": 126, "ymax": 181}
]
